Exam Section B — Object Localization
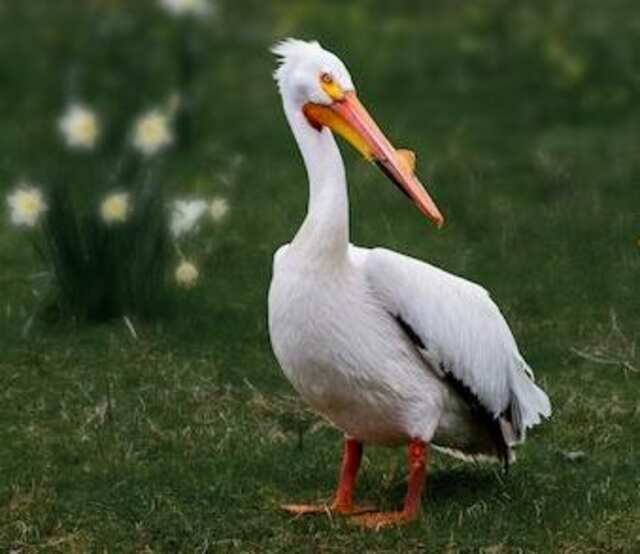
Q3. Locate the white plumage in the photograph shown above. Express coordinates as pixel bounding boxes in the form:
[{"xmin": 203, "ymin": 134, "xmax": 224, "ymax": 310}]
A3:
[
  {"xmin": 270, "ymin": 240, "xmax": 550, "ymax": 462},
  {"xmin": 268, "ymin": 39, "xmax": 550, "ymax": 527},
  {"xmin": 365, "ymin": 248, "xmax": 551, "ymax": 453}
]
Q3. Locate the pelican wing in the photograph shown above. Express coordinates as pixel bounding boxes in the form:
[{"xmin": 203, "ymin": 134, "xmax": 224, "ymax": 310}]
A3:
[{"xmin": 363, "ymin": 247, "xmax": 551, "ymax": 442}]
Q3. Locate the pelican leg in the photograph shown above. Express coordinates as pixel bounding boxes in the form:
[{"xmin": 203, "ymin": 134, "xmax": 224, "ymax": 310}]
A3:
[
  {"xmin": 350, "ymin": 439, "xmax": 429, "ymax": 530},
  {"xmin": 281, "ymin": 437, "xmax": 375, "ymax": 516}
]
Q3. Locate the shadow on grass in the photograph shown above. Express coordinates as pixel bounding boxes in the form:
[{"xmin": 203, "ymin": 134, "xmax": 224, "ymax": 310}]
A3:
[{"xmin": 428, "ymin": 464, "xmax": 501, "ymax": 501}]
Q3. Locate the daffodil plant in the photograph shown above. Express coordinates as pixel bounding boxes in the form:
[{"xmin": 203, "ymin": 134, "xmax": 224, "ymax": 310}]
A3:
[
  {"xmin": 5, "ymin": 98, "xmax": 230, "ymax": 323},
  {"xmin": 3, "ymin": 0, "xmax": 228, "ymax": 324}
]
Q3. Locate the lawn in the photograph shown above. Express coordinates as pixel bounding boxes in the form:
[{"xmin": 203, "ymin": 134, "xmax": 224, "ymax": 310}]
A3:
[{"xmin": 1, "ymin": 1, "xmax": 639, "ymax": 552}]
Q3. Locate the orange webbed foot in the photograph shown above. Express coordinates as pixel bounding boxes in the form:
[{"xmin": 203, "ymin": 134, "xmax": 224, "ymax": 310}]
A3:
[
  {"xmin": 281, "ymin": 501, "xmax": 376, "ymax": 518},
  {"xmin": 332, "ymin": 502, "xmax": 377, "ymax": 516},
  {"xmin": 281, "ymin": 503, "xmax": 332, "ymax": 517}
]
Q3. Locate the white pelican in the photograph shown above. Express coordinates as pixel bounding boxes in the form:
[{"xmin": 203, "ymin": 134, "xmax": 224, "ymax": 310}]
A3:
[{"xmin": 268, "ymin": 39, "xmax": 551, "ymax": 529}]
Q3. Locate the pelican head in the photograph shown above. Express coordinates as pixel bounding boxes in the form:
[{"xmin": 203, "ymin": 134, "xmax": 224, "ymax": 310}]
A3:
[{"xmin": 273, "ymin": 38, "xmax": 444, "ymax": 228}]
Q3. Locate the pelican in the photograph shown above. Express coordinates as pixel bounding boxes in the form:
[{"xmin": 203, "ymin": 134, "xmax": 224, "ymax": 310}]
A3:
[{"xmin": 268, "ymin": 39, "xmax": 551, "ymax": 529}]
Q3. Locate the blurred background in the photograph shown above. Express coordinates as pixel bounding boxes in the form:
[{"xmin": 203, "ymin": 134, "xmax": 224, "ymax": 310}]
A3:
[{"xmin": 0, "ymin": 1, "xmax": 638, "ymax": 551}]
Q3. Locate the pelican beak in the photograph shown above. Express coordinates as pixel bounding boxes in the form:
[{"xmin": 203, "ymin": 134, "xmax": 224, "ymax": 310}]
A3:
[{"xmin": 304, "ymin": 91, "xmax": 444, "ymax": 228}]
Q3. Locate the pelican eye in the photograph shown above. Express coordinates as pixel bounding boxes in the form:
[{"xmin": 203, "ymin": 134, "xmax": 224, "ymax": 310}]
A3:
[
  {"xmin": 320, "ymin": 72, "xmax": 334, "ymax": 84},
  {"xmin": 319, "ymin": 72, "xmax": 345, "ymax": 101}
]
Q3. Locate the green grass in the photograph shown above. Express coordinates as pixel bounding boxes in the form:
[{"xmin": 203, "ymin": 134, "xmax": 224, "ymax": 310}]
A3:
[{"xmin": 1, "ymin": 0, "xmax": 640, "ymax": 551}]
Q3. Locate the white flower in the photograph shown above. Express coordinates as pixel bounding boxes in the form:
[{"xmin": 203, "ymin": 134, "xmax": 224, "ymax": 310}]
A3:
[
  {"xmin": 100, "ymin": 192, "xmax": 131, "ymax": 225},
  {"xmin": 58, "ymin": 104, "xmax": 100, "ymax": 150},
  {"xmin": 7, "ymin": 184, "xmax": 48, "ymax": 227},
  {"xmin": 159, "ymin": 0, "xmax": 211, "ymax": 17},
  {"xmin": 132, "ymin": 110, "xmax": 173, "ymax": 156},
  {"xmin": 170, "ymin": 199, "xmax": 208, "ymax": 238},
  {"xmin": 209, "ymin": 196, "xmax": 229, "ymax": 222},
  {"xmin": 175, "ymin": 260, "xmax": 199, "ymax": 288}
]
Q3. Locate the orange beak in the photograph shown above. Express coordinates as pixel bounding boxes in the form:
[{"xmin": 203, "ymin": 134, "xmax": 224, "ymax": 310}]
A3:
[{"xmin": 304, "ymin": 91, "xmax": 444, "ymax": 228}]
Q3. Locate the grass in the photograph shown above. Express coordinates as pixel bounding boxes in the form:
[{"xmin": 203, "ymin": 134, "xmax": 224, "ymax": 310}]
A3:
[{"xmin": 1, "ymin": 0, "xmax": 640, "ymax": 551}]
